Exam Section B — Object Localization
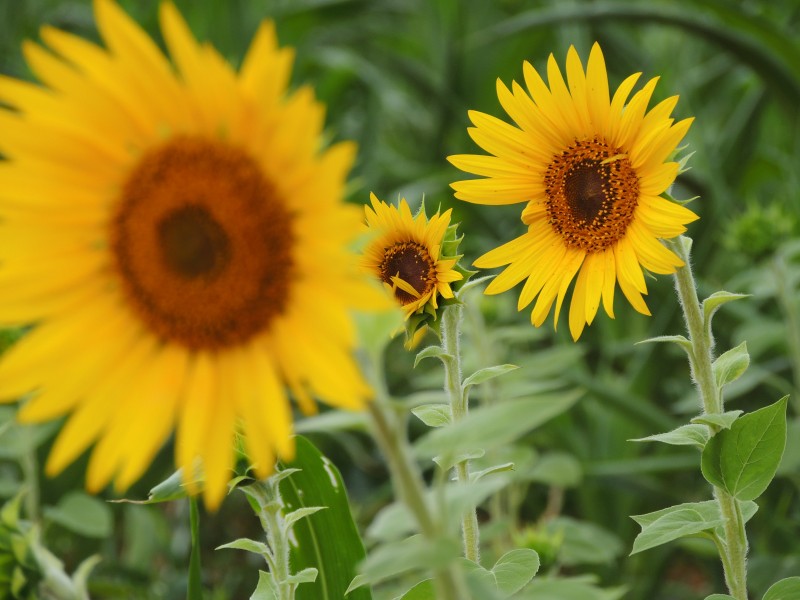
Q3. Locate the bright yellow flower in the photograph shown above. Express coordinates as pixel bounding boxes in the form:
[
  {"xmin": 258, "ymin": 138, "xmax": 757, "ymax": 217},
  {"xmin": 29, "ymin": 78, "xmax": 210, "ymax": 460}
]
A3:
[
  {"xmin": 449, "ymin": 43, "xmax": 698, "ymax": 340},
  {"xmin": 363, "ymin": 193, "xmax": 463, "ymax": 318},
  {"xmin": 0, "ymin": 0, "xmax": 381, "ymax": 509}
]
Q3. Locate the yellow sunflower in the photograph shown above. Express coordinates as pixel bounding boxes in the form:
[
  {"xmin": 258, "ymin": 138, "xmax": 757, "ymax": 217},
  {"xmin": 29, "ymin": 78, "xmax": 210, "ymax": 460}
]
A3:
[
  {"xmin": 0, "ymin": 0, "xmax": 382, "ymax": 509},
  {"xmin": 449, "ymin": 43, "xmax": 698, "ymax": 340},
  {"xmin": 363, "ymin": 193, "xmax": 463, "ymax": 318}
]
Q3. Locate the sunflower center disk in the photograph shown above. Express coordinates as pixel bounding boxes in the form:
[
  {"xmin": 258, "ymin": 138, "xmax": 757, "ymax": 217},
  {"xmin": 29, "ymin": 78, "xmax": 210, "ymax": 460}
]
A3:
[
  {"xmin": 544, "ymin": 138, "xmax": 640, "ymax": 253},
  {"xmin": 379, "ymin": 242, "xmax": 436, "ymax": 305},
  {"xmin": 112, "ymin": 137, "xmax": 294, "ymax": 350}
]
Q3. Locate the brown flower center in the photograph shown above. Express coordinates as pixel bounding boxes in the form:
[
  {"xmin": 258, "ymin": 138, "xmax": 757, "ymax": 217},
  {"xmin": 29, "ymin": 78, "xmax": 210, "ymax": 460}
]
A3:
[
  {"xmin": 379, "ymin": 242, "xmax": 436, "ymax": 305},
  {"xmin": 111, "ymin": 136, "xmax": 294, "ymax": 350},
  {"xmin": 544, "ymin": 137, "xmax": 640, "ymax": 252}
]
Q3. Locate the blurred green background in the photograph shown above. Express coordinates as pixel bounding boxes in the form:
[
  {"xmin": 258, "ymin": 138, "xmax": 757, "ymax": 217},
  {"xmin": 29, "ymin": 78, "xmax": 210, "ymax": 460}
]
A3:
[{"xmin": 0, "ymin": 0, "xmax": 798, "ymax": 598}]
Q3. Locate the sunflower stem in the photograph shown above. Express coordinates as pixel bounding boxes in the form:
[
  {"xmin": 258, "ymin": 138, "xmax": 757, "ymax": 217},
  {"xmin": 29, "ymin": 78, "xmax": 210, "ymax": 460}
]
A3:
[
  {"xmin": 246, "ymin": 480, "xmax": 296, "ymax": 600},
  {"xmin": 440, "ymin": 304, "xmax": 481, "ymax": 564},
  {"xmin": 366, "ymin": 401, "xmax": 463, "ymax": 600},
  {"xmin": 670, "ymin": 235, "xmax": 749, "ymax": 600}
]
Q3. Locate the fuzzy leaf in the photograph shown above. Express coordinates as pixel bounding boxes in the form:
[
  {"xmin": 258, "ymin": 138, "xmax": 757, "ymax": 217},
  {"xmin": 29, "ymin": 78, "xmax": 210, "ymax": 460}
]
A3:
[
  {"xmin": 395, "ymin": 579, "xmax": 435, "ymax": 600},
  {"xmin": 217, "ymin": 538, "xmax": 270, "ymax": 557},
  {"xmin": 631, "ymin": 503, "xmax": 724, "ymax": 554},
  {"xmin": 712, "ymin": 342, "xmax": 750, "ymax": 388},
  {"xmin": 414, "ymin": 390, "xmax": 582, "ymax": 461},
  {"xmin": 527, "ymin": 452, "xmax": 583, "ymax": 487},
  {"xmin": 410, "ymin": 404, "xmax": 451, "ymax": 428},
  {"xmin": 701, "ymin": 397, "xmax": 788, "ymax": 500},
  {"xmin": 462, "ymin": 364, "xmax": 519, "ymax": 390},
  {"xmin": 413, "ymin": 345, "xmax": 452, "ymax": 368},
  {"xmin": 630, "ymin": 424, "xmax": 710, "ymax": 450},
  {"xmin": 691, "ymin": 411, "xmax": 743, "ymax": 430},
  {"xmin": 283, "ymin": 507, "xmax": 326, "ymax": 530},
  {"xmin": 433, "ymin": 449, "xmax": 484, "ymax": 471},
  {"xmin": 250, "ymin": 571, "xmax": 279, "ymax": 600},
  {"xmin": 350, "ymin": 535, "xmax": 460, "ymax": 591},
  {"xmin": 763, "ymin": 577, "xmax": 800, "ymax": 600},
  {"xmin": 44, "ymin": 492, "xmax": 113, "ymax": 539},
  {"xmin": 285, "ymin": 568, "xmax": 318, "ymax": 586},
  {"xmin": 469, "ymin": 462, "xmax": 515, "ymax": 483},
  {"xmin": 460, "ymin": 549, "xmax": 540, "ymax": 596},
  {"xmin": 703, "ymin": 291, "xmax": 750, "ymax": 331},
  {"xmin": 636, "ymin": 335, "xmax": 692, "ymax": 354}
]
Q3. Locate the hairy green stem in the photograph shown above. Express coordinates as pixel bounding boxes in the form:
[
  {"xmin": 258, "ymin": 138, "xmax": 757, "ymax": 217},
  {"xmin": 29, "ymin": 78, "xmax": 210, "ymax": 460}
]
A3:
[
  {"xmin": 366, "ymin": 402, "xmax": 461, "ymax": 600},
  {"xmin": 441, "ymin": 304, "xmax": 481, "ymax": 564},
  {"xmin": 670, "ymin": 236, "xmax": 749, "ymax": 600},
  {"xmin": 248, "ymin": 480, "xmax": 295, "ymax": 600}
]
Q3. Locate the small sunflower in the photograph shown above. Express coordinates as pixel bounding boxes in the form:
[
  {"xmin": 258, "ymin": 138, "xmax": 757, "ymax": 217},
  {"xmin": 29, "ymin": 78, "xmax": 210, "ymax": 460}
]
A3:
[
  {"xmin": 449, "ymin": 43, "xmax": 698, "ymax": 340},
  {"xmin": 363, "ymin": 193, "xmax": 463, "ymax": 320},
  {"xmin": 0, "ymin": 0, "xmax": 382, "ymax": 508}
]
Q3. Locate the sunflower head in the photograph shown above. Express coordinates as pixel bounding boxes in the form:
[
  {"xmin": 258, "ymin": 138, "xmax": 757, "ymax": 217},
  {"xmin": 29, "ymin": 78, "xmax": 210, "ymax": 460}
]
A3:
[
  {"xmin": 449, "ymin": 42, "xmax": 698, "ymax": 340},
  {"xmin": 363, "ymin": 193, "xmax": 468, "ymax": 340},
  {"xmin": 0, "ymin": 0, "xmax": 383, "ymax": 509}
]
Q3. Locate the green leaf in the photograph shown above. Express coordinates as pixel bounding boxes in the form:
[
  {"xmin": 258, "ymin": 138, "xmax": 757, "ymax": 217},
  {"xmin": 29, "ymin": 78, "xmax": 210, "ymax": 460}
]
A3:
[
  {"xmin": 544, "ymin": 517, "xmax": 623, "ymax": 566},
  {"xmin": 355, "ymin": 309, "xmax": 404, "ymax": 361},
  {"xmin": 703, "ymin": 291, "xmax": 751, "ymax": 331},
  {"xmin": 691, "ymin": 411, "xmax": 743, "ymax": 430},
  {"xmin": 490, "ymin": 549, "xmax": 539, "ymax": 594},
  {"xmin": 295, "ymin": 410, "xmax": 368, "ymax": 434},
  {"xmin": 527, "ymin": 452, "xmax": 583, "ymax": 487},
  {"xmin": 217, "ymin": 538, "xmax": 270, "ymax": 556},
  {"xmin": 630, "ymin": 424, "xmax": 710, "ymax": 449},
  {"xmin": 250, "ymin": 571, "xmax": 279, "ymax": 600},
  {"xmin": 395, "ymin": 579, "xmax": 435, "ymax": 600},
  {"xmin": 285, "ymin": 568, "xmax": 318, "ymax": 586},
  {"xmin": 712, "ymin": 342, "xmax": 750, "ymax": 388},
  {"xmin": 432, "ymin": 449, "xmax": 484, "ymax": 471},
  {"xmin": 351, "ymin": 535, "xmax": 460, "ymax": 591},
  {"xmin": 523, "ymin": 577, "xmax": 626, "ymax": 599},
  {"xmin": 462, "ymin": 364, "xmax": 519, "ymax": 390},
  {"xmin": 43, "ymin": 492, "xmax": 112, "ymax": 539},
  {"xmin": 132, "ymin": 469, "xmax": 188, "ymax": 504},
  {"xmin": 470, "ymin": 462, "xmax": 515, "ymax": 483},
  {"xmin": 636, "ymin": 335, "xmax": 692, "ymax": 354},
  {"xmin": 283, "ymin": 507, "xmax": 326, "ymax": 530},
  {"xmin": 414, "ymin": 390, "xmax": 582, "ymax": 461},
  {"xmin": 278, "ymin": 436, "xmax": 371, "ymax": 600},
  {"xmin": 460, "ymin": 549, "xmax": 540, "ymax": 596},
  {"xmin": 630, "ymin": 503, "xmax": 725, "ymax": 554},
  {"xmin": 69, "ymin": 554, "xmax": 101, "ymax": 598},
  {"xmin": 0, "ymin": 407, "xmax": 59, "ymax": 460},
  {"xmin": 410, "ymin": 404, "xmax": 451, "ymax": 428},
  {"xmin": 704, "ymin": 596, "xmax": 735, "ymax": 600},
  {"xmin": 413, "ymin": 345, "xmax": 451, "ymax": 368},
  {"xmin": 701, "ymin": 397, "xmax": 788, "ymax": 500},
  {"xmin": 763, "ymin": 577, "xmax": 800, "ymax": 600},
  {"xmin": 632, "ymin": 500, "xmax": 758, "ymax": 529}
]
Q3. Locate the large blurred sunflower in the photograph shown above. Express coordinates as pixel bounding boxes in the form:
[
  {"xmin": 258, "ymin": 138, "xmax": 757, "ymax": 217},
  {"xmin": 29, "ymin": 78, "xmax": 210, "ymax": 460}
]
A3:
[
  {"xmin": 0, "ymin": 0, "xmax": 381, "ymax": 508},
  {"xmin": 449, "ymin": 43, "xmax": 698, "ymax": 340},
  {"xmin": 363, "ymin": 193, "xmax": 463, "ymax": 318}
]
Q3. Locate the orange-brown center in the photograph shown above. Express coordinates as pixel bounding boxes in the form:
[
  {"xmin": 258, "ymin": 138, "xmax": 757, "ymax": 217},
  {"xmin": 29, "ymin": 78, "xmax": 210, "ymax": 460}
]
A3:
[
  {"xmin": 379, "ymin": 242, "xmax": 436, "ymax": 305},
  {"xmin": 544, "ymin": 137, "xmax": 639, "ymax": 252},
  {"xmin": 111, "ymin": 136, "xmax": 294, "ymax": 350}
]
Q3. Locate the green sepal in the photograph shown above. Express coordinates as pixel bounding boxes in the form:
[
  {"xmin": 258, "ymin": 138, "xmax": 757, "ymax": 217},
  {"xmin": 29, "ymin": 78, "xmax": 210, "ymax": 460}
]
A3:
[{"xmin": 402, "ymin": 216, "xmax": 471, "ymax": 342}]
